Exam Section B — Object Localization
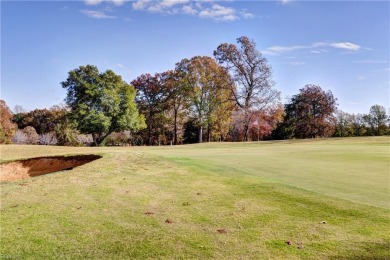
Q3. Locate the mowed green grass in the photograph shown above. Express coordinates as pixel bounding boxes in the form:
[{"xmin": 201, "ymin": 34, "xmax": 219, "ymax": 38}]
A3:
[
  {"xmin": 144, "ymin": 137, "xmax": 390, "ymax": 209},
  {"xmin": 0, "ymin": 137, "xmax": 389, "ymax": 259}
]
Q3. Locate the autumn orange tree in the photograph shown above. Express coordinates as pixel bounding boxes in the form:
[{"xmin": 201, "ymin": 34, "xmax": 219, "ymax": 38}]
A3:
[
  {"xmin": 12, "ymin": 108, "xmax": 66, "ymax": 135},
  {"xmin": 248, "ymin": 104, "xmax": 284, "ymax": 141},
  {"xmin": 165, "ymin": 70, "xmax": 190, "ymax": 145},
  {"xmin": 0, "ymin": 100, "xmax": 16, "ymax": 144},
  {"xmin": 214, "ymin": 36, "xmax": 280, "ymax": 141},
  {"xmin": 176, "ymin": 56, "xmax": 235, "ymax": 143}
]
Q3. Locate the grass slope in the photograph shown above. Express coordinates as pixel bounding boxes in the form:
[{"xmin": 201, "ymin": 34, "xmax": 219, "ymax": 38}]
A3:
[{"xmin": 1, "ymin": 137, "xmax": 389, "ymax": 259}]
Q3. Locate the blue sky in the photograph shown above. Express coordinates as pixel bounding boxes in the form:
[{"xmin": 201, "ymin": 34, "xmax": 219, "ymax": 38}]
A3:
[{"xmin": 1, "ymin": 0, "xmax": 389, "ymax": 114}]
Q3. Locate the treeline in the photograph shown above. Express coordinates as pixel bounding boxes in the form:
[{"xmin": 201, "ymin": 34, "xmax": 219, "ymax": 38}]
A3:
[
  {"xmin": 332, "ymin": 105, "xmax": 389, "ymax": 137},
  {"xmin": 1, "ymin": 36, "xmax": 389, "ymax": 146}
]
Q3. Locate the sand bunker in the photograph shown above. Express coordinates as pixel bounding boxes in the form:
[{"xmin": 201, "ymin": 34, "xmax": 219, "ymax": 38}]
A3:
[{"xmin": 0, "ymin": 155, "xmax": 101, "ymax": 182}]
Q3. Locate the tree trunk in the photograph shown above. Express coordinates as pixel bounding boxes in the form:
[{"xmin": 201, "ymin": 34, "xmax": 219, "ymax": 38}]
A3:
[
  {"xmin": 147, "ymin": 111, "xmax": 152, "ymax": 146},
  {"xmin": 92, "ymin": 133, "xmax": 98, "ymax": 147},
  {"xmin": 173, "ymin": 108, "xmax": 178, "ymax": 145},
  {"xmin": 199, "ymin": 126, "xmax": 203, "ymax": 143},
  {"xmin": 94, "ymin": 132, "xmax": 110, "ymax": 146},
  {"xmin": 243, "ymin": 123, "xmax": 249, "ymax": 141},
  {"xmin": 147, "ymin": 125, "xmax": 152, "ymax": 146},
  {"xmin": 207, "ymin": 124, "xmax": 211, "ymax": 142},
  {"xmin": 243, "ymin": 108, "xmax": 251, "ymax": 142}
]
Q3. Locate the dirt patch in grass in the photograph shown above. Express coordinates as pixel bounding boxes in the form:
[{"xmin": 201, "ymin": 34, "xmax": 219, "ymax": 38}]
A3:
[{"xmin": 0, "ymin": 155, "xmax": 102, "ymax": 182}]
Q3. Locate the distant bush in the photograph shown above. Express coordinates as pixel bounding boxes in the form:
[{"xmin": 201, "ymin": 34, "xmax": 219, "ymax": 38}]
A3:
[
  {"xmin": 54, "ymin": 123, "xmax": 82, "ymax": 146},
  {"xmin": 23, "ymin": 126, "xmax": 39, "ymax": 144},
  {"xmin": 39, "ymin": 132, "xmax": 58, "ymax": 145},
  {"xmin": 104, "ymin": 131, "xmax": 132, "ymax": 146},
  {"xmin": 12, "ymin": 127, "xmax": 40, "ymax": 145},
  {"xmin": 77, "ymin": 134, "xmax": 94, "ymax": 146},
  {"xmin": 12, "ymin": 129, "xmax": 28, "ymax": 144}
]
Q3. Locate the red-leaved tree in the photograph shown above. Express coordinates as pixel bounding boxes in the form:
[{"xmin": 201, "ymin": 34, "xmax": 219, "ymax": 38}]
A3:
[{"xmin": 287, "ymin": 84, "xmax": 337, "ymax": 138}]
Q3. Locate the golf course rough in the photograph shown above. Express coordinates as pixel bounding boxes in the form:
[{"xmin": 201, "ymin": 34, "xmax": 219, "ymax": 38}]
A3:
[{"xmin": 0, "ymin": 137, "xmax": 389, "ymax": 259}]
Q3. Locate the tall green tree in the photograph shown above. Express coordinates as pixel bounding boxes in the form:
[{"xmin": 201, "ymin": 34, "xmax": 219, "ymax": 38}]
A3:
[
  {"xmin": 351, "ymin": 113, "xmax": 366, "ymax": 136},
  {"xmin": 333, "ymin": 110, "xmax": 354, "ymax": 137},
  {"xmin": 176, "ymin": 56, "xmax": 234, "ymax": 143},
  {"xmin": 364, "ymin": 104, "xmax": 388, "ymax": 135},
  {"xmin": 211, "ymin": 95, "xmax": 236, "ymax": 141},
  {"xmin": 269, "ymin": 102, "xmax": 297, "ymax": 140},
  {"xmin": 214, "ymin": 36, "xmax": 280, "ymax": 141},
  {"xmin": 62, "ymin": 65, "xmax": 145, "ymax": 146},
  {"xmin": 165, "ymin": 70, "xmax": 191, "ymax": 145}
]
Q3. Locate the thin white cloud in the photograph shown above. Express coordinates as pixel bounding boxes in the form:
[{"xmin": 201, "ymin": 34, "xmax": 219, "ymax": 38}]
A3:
[
  {"xmin": 330, "ymin": 42, "xmax": 361, "ymax": 51},
  {"xmin": 85, "ymin": 0, "xmax": 104, "ymax": 5},
  {"xmin": 144, "ymin": 0, "xmax": 190, "ymax": 13},
  {"xmin": 199, "ymin": 4, "xmax": 238, "ymax": 21},
  {"xmin": 310, "ymin": 49, "xmax": 328, "ymax": 54},
  {"xmin": 241, "ymin": 10, "xmax": 254, "ymax": 19},
  {"xmin": 353, "ymin": 60, "xmax": 388, "ymax": 64},
  {"xmin": 110, "ymin": 0, "xmax": 126, "ymax": 6},
  {"xmin": 182, "ymin": 5, "xmax": 198, "ymax": 15},
  {"xmin": 263, "ymin": 41, "xmax": 363, "ymax": 55},
  {"xmin": 131, "ymin": 0, "xmax": 252, "ymax": 21},
  {"xmin": 132, "ymin": 0, "xmax": 150, "ymax": 10},
  {"xmin": 262, "ymin": 44, "xmax": 307, "ymax": 55},
  {"xmin": 278, "ymin": 0, "xmax": 293, "ymax": 5},
  {"xmin": 286, "ymin": 61, "xmax": 306, "ymax": 66},
  {"xmin": 84, "ymin": 0, "xmax": 126, "ymax": 6},
  {"xmin": 160, "ymin": 0, "xmax": 189, "ymax": 8},
  {"xmin": 81, "ymin": 10, "xmax": 116, "ymax": 19}
]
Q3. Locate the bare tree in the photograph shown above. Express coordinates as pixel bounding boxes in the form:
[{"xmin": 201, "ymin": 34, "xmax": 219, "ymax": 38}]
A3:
[
  {"xmin": 13, "ymin": 105, "xmax": 26, "ymax": 114},
  {"xmin": 12, "ymin": 129, "xmax": 28, "ymax": 144},
  {"xmin": 214, "ymin": 36, "xmax": 280, "ymax": 141},
  {"xmin": 39, "ymin": 132, "xmax": 58, "ymax": 145}
]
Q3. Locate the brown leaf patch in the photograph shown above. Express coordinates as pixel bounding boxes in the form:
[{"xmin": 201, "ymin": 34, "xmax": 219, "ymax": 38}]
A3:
[{"xmin": 217, "ymin": 228, "xmax": 227, "ymax": 234}]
